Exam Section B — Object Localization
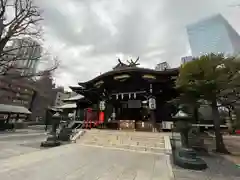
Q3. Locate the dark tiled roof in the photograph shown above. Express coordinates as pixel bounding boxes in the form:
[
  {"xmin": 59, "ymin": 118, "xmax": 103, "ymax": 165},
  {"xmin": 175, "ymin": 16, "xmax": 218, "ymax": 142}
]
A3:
[
  {"xmin": 78, "ymin": 67, "xmax": 179, "ymax": 86},
  {"xmin": 0, "ymin": 104, "xmax": 31, "ymax": 114}
]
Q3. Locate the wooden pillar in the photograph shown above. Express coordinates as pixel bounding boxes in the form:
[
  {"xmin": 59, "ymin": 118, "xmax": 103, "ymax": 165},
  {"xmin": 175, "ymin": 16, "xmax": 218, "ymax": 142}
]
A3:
[
  {"xmin": 6, "ymin": 113, "xmax": 10, "ymax": 124},
  {"xmin": 99, "ymin": 100, "xmax": 106, "ymax": 129},
  {"xmin": 25, "ymin": 114, "xmax": 29, "ymax": 121},
  {"xmin": 16, "ymin": 114, "xmax": 19, "ymax": 121},
  {"xmin": 45, "ymin": 110, "xmax": 51, "ymax": 131},
  {"xmin": 149, "ymin": 84, "xmax": 157, "ymax": 132},
  {"xmin": 150, "ymin": 110, "xmax": 156, "ymax": 132}
]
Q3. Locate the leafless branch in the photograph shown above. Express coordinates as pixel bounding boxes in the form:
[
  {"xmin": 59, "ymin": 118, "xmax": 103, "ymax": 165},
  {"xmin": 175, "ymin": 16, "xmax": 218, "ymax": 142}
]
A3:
[
  {"xmin": 0, "ymin": 0, "xmax": 43, "ymax": 53},
  {"xmin": 0, "ymin": 0, "xmax": 58, "ymax": 79}
]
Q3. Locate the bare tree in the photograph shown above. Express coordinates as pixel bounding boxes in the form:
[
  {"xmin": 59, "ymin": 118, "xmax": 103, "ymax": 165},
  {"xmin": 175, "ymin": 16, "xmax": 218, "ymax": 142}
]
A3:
[{"xmin": 0, "ymin": 0, "xmax": 58, "ymax": 78}]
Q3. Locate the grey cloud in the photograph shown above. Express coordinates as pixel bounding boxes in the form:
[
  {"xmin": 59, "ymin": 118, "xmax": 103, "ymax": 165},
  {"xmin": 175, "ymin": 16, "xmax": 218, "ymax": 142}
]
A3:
[
  {"xmin": 38, "ymin": 0, "xmax": 240, "ymax": 87},
  {"xmin": 46, "ymin": 1, "xmax": 112, "ymax": 47}
]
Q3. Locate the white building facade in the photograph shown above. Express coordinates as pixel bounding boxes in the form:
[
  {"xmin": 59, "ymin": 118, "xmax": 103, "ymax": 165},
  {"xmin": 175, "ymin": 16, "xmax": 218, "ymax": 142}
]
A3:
[
  {"xmin": 155, "ymin": 62, "xmax": 170, "ymax": 71},
  {"xmin": 54, "ymin": 91, "xmax": 71, "ymax": 107},
  {"xmin": 181, "ymin": 56, "xmax": 193, "ymax": 65}
]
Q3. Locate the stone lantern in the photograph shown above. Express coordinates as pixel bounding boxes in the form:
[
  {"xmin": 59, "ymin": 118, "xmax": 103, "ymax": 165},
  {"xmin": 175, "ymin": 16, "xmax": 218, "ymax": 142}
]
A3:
[
  {"xmin": 41, "ymin": 112, "xmax": 61, "ymax": 147},
  {"xmin": 173, "ymin": 110, "xmax": 192, "ymax": 148},
  {"xmin": 172, "ymin": 109, "xmax": 207, "ymax": 170}
]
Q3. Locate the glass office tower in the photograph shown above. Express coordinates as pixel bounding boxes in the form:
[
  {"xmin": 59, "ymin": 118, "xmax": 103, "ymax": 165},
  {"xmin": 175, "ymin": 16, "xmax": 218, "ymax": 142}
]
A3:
[{"xmin": 187, "ymin": 14, "xmax": 240, "ymax": 57}]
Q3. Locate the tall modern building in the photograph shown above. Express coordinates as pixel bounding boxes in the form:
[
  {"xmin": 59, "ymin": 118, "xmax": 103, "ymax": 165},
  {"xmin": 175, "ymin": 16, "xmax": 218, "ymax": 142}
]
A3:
[
  {"xmin": 12, "ymin": 38, "xmax": 42, "ymax": 75},
  {"xmin": 181, "ymin": 56, "xmax": 193, "ymax": 64},
  {"xmin": 0, "ymin": 76, "xmax": 36, "ymax": 108},
  {"xmin": 187, "ymin": 14, "xmax": 240, "ymax": 57},
  {"xmin": 155, "ymin": 62, "xmax": 170, "ymax": 71}
]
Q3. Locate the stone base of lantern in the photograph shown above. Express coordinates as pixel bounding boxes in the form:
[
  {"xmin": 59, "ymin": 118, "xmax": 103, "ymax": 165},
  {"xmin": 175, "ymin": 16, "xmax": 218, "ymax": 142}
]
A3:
[{"xmin": 174, "ymin": 148, "xmax": 207, "ymax": 170}]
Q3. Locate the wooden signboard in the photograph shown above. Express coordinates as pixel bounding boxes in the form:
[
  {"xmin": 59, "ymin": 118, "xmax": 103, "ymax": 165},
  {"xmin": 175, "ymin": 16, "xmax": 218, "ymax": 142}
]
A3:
[
  {"xmin": 119, "ymin": 120, "xmax": 135, "ymax": 130},
  {"xmin": 135, "ymin": 121, "xmax": 152, "ymax": 131}
]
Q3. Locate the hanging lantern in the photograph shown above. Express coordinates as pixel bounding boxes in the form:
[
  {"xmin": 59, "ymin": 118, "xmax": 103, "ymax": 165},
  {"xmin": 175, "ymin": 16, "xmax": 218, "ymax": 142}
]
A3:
[
  {"xmin": 134, "ymin": 93, "xmax": 136, "ymax": 99},
  {"xmin": 148, "ymin": 97, "xmax": 156, "ymax": 110},
  {"xmin": 128, "ymin": 93, "xmax": 131, "ymax": 99},
  {"xmin": 99, "ymin": 101, "xmax": 106, "ymax": 111},
  {"xmin": 150, "ymin": 84, "xmax": 153, "ymax": 93},
  {"xmin": 121, "ymin": 93, "xmax": 124, "ymax": 99}
]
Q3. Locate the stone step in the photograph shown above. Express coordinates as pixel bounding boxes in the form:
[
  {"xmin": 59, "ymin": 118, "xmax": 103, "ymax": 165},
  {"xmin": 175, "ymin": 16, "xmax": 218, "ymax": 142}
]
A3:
[
  {"xmin": 86, "ymin": 134, "xmax": 164, "ymax": 139},
  {"xmin": 81, "ymin": 138, "xmax": 165, "ymax": 146},
  {"xmin": 81, "ymin": 138, "xmax": 164, "ymax": 144},
  {"xmin": 85, "ymin": 134, "xmax": 164, "ymax": 139},
  {"xmin": 86, "ymin": 129, "xmax": 164, "ymax": 137},
  {"xmin": 79, "ymin": 141, "xmax": 166, "ymax": 154},
  {"xmin": 82, "ymin": 139, "xmax": 165, "ymax": 146},
  {"xmin": 83, "ymin": 133, "xmax": 165, "ymax": 140},
  {"xmin": 80, "ymin": 139, "xmax": 165, "ymax": 147},
  {"xmin": 88, "ymin": 134, "xmax": 163, "ymax": 140},
  {"xmin": 125, "ymin": 137, "xmax": 165, "ymax": 142},
  {"xmin": 79, "ymin": 130, "xmax": 171, "ymax": 154}
]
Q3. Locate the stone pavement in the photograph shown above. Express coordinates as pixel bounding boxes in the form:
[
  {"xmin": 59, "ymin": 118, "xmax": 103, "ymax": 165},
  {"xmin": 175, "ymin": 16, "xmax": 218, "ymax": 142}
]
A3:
[
  {"xmin": 0, "ymin": 128, "xmax": 46, "ymax": 135},
  {"xmin": 172, "ymin": 154, "xmax": 240, "ymax": 180},
  {"xmin": 1, "ymin": 129, "xmax": 239, "ymax": 180},
  {"xmin": 0, "ymin": 133, "xmax": 46, "ymax": 160},
  {"xmin": 0, "ymin": 143, "xmax": 174, "ymax": 180},
  {"xmin": 172, "ymin": 137, "xmax": 240, "ymax": 180},
  {"xmin": 78, "ymin": 129, "xmax": 171, "ymax": 154}
]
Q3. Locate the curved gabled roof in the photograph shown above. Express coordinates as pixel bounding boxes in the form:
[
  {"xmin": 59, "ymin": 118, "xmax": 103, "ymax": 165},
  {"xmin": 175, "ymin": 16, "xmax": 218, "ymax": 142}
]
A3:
[
  {"xmin": 63, "ymin": 94, "xmax": 84, "ymax": 102},
  {"xmin": 55, "ymin": 103, "xmax": 77, "ymax": 109},
  {"xmin": 0, "ymin": 104, "xmax": 31, "ymax": 114},
  {"xmin": 78, "ymin": 67, "xmax": 179, "ymax": 87}
]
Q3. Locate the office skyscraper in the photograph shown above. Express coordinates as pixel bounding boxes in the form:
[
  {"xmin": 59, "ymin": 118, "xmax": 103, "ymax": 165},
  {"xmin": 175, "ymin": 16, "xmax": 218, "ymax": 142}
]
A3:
[
  {"xmin": 12, "ymin": 38, "xmax": 42, "ymax": 75},
  {"xmin": 181, "ymin": 56, "xmax": 193, "ymax": 64},
  {"xmin": 155, "ymin": 62, "xmax": 170, "ymax": 71},
  {"xmin": 187, "ymin": 14, "xmax": 240, "ymax": 57}
]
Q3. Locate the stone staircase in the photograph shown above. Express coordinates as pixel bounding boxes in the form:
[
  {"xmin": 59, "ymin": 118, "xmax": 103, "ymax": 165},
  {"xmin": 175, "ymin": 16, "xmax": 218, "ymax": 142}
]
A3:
[{"xmin": 78, "ymin": 129, "xmax": 171, "ymax": 154}]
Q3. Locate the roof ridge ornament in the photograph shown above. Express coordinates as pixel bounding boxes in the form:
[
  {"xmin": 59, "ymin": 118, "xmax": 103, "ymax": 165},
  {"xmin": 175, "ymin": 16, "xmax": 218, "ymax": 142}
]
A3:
[
  {"xmin": 127, "ymin": 56, "xmax": 140, "ymax": 67},
  {"xmin": 113, "ymin": 57, "xmax": 140, "ymax": 70}
]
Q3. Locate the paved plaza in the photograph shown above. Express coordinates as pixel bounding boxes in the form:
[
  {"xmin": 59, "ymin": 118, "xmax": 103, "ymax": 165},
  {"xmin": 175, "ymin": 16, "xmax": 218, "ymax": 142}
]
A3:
[
  {"xmin": 0, "ymin": 143, "xmax": 173, "ymax": 180},
  {"xmin": 0, "ymin": 129, "xmax": 174, "ymax": 180},
  {"xmin": 77, "ymin": 129, "xmax": 240, "ymax": 180},
  {"xmin": 172, "ymin": 154, "xmax": 240, "ymax": 180},
  {"xmin": 0, "ymin": 129, "xmax": 239, "ymax": 180},
  {"xmin": 0, "ymin": 130, "xmax": 47, "ymax": 160},
  {"xmin": 171, "ymin": 134, "xmax": 240, "ymax": 180}
]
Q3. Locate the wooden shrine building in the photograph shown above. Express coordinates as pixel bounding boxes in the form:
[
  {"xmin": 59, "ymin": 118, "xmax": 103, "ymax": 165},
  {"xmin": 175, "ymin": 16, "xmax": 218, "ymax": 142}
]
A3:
[{"xmin": 70, "ymin": 58, "xmax": 179, "ymax": 131}]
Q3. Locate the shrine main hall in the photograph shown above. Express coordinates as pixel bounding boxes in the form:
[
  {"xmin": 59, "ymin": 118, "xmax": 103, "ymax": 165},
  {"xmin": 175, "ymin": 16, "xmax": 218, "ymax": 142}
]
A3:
[{"xmin": 69, "ymin": 59, "xmax": 179, "ymax": 132}]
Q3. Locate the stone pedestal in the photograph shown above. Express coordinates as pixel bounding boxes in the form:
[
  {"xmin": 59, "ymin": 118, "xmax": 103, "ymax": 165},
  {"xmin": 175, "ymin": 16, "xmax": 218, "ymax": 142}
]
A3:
[
  {"xmin": 41, "ymin": 134, "xmax": 61, "ymax": 147},
  {"xmin": 58, "ymin": 128, "xmax": 72, "ymax": 141},
  {"xmin": 174, "ymin": 148, "xmax": 207, "ymax": 170},
  {"xmin": 119, "ymin": 120, "xmax": 135, "ymax": 130}
]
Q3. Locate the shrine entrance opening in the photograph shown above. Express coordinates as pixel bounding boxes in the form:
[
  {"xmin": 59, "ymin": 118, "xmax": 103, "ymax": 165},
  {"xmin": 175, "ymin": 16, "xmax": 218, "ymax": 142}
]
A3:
[
  {"xmin": 110, "ymin": 92, "xmax": 148, "ymax": 122},
  {"xmin": 104, "ymin": 90, "xmax": 155, "ymax": 131}
]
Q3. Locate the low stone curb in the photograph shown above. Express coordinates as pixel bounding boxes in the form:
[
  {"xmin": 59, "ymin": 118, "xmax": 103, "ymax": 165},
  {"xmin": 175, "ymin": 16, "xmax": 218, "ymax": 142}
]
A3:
[
  {"xmin": 164, "ymin": 136, "xmax": 172, "ymax": 154},
  {"xmin": 79, "ymin": 143, "xmax": 166, "ymax": 155},
  {"xmin": 0, "ymin": 132, "xmax": 47, "ymax": 138},
  {"xmin": 70, "ymin": 130, "xmax": 85, "ymax": 143}
]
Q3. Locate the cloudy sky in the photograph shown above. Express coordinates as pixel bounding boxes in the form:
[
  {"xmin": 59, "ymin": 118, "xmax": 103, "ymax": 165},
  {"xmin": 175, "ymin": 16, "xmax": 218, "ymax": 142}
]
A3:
[{"xmin": 37, "ymin": 0, "xmax": 240, "ymax": 89}]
